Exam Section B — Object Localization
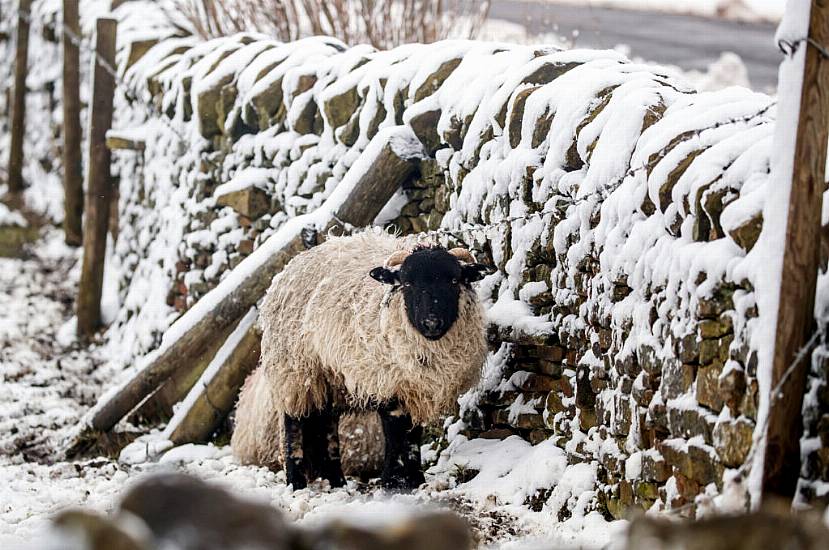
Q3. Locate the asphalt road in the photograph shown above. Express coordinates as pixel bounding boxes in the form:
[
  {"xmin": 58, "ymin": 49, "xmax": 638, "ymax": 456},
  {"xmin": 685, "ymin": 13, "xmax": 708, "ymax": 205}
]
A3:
[{"xmin": 491, "ymin": 1, "xmax": 780, "ymax": 91}]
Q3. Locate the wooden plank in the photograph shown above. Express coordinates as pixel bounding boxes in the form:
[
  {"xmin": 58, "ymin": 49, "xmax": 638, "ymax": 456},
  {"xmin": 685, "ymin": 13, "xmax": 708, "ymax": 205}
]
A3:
[
  {"xmin": 105, "ymin": 132, "xmax": 146, "ymax": 151},
  {"xmin": 62, "ymin": 0, "xmax": 84, "ymax": 246},
  {"xmin": 76, "ymin": 18, "xmax": 117, "ymax": 338},
  {"xmin": 164, "ymin": 308, "xmax": 261, "ymax": 445},
  {"xmin": 763, "ymin": 0, "xmax": 829, "ymax": 498},
  {"xmin": 65, "ymin": 127, "xmax": 423, "ymax": 456},
  {"xmin": 6, "ymin": 0, "xmax": 31, "ymax": 194},
  {"xmin": 127, "ymin": 314, "xmax": 240, "ymax": 425}
]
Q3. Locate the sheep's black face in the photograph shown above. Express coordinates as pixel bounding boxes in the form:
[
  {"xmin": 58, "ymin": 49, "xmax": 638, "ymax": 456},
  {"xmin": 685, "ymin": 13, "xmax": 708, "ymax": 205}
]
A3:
[{"xmin": 370, "ymin": 247, "xmax": 490, "ymax": 341}]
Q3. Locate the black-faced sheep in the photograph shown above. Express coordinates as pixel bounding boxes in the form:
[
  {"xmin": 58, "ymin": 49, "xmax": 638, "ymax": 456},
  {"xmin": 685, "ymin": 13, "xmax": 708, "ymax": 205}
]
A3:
[{"xmin": 231, "ymin": 231, "xmax": 490, "ymax": 490}]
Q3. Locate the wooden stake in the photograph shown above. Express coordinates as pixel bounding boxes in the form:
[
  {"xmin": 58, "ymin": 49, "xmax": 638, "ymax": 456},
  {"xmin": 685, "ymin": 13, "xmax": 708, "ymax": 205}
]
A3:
[
  {"xmin": 165, "ymin": 309, "xmax": 261, "ymax": 445},
  {"xmin": 6, "ymin": 0, "xmax": 31, "ymax": 194},
  {"xmin": 62, "ymin": 0, "xmax": 83, "ymax": 246},
  {"xmin": 127, "ymin": 316, "xmax": 240, "ymax": 425},
  {"xmin": 77, "ymin": 18, "xmax": 117, "ymax": 338},
  {"xmin": 763, "ymin": 0, "xmax": 829, "ymax": 498}
]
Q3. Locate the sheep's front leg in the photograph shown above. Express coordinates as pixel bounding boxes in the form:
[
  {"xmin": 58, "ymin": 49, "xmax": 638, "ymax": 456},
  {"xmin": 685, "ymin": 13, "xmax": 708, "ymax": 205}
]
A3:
[
  {"xmin": 283, "ymin": 414, "xmax": 308, "ymax": 490},
  {"xmin": 378, "ymin": 403, "xmax": 425, "ymax": 490},
  {"xmin": 303, "ymin": 408, "xmax": 346, "ymax": 488}
]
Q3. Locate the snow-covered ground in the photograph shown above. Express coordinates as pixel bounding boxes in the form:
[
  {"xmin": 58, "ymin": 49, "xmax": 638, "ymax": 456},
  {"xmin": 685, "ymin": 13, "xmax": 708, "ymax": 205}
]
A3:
[
  {"xmin": 0, "ymin": 229, "xmax": 625, "ymax": 548},
  {"xmin": 527, "ymin": 0, "xmax": 785, "ymax": 23}
]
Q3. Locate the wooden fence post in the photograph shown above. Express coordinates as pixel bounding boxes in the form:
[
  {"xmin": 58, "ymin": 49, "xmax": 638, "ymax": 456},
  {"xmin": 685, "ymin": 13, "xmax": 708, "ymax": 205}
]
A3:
[
  {"xmin": 763, "ymin": 0, "xmax": 829, "ymax": 498},
  {"xmin": 77, "ymin": 18, "xmax": 117, "ymax": 338},
  {"xmin": 6, "ymin": 0, "xmax": 31, "ymax": 194},
  {"xmin": 62, "ymin": 0, "xmax": 83, "ymax": 246}
]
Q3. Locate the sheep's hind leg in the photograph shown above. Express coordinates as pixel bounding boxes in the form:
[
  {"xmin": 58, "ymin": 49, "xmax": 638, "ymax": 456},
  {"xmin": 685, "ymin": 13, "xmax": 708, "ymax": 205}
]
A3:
[
  {"xmin": 283, "ymin": 414, "xmax": 308, "ymax": 490},
  {"xmin": 303, "ymin": 408, "xmax": 346, "ymax": 488},
  {"xmin": 378, "ymin": 403, "xmax": 425, "ymax": 491}
]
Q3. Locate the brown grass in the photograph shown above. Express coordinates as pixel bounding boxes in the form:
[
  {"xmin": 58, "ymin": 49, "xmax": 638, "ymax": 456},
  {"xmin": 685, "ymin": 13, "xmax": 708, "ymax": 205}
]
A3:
[{"xmin": 168, "ymin": 0, "xmax": 491, "ymax": 48}]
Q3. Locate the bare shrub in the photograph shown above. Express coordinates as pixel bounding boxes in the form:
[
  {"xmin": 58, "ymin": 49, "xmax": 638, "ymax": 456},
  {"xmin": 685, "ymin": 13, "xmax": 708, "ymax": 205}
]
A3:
[{"xmin": 167, "ymin": 0, "xmax": 491, "ymax": 48}]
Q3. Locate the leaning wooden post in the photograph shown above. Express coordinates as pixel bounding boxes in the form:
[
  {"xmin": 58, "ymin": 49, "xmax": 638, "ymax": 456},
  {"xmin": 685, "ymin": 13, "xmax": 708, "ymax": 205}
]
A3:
[
  {"xmin": 762, "ymin": 0, "xmax": 829, "ymax": 499},
  {"xmin": 77, "ymin": 18, "xmax": 117, "ymax": 338},
  {"xmin": 62, "ymin": 0, "xmax": 83, "ymax": 246},
  {"xmin": 6, "ymin": 0, "xmax": 31, "ymax": 194},
  {"xmin": 164, "ymin": 308, "xmax": 262, "ymax": 445}
]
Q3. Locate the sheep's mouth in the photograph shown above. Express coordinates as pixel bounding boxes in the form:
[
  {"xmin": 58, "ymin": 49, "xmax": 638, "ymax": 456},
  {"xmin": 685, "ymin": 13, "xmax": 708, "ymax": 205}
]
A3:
[{"xmin": 420, "ymin": 328, "xmax": 448, "ymax": 341}]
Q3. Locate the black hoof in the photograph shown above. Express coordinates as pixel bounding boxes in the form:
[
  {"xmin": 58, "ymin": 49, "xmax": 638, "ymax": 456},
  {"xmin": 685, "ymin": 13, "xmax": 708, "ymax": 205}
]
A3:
[
  {"xmin": 326, "ymin": 471, "xmax": 347, "ymax": 488},
  {"xmin": 286, "ymin": 472, "xmax": 308, "ymax": 491},
  {"xmin": 381, "ymin": 470, "xmax": 424, "ymax": 491}
]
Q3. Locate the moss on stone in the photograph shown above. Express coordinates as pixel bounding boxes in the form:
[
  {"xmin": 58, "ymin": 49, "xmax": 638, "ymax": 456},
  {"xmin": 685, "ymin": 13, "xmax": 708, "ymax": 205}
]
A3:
[
  {"xmin": 729, "ymin": 212, "xmax": 763, "ymax": 253},
  {"xmin": 522, "ymin": 61, "xmax": 581, "ymax": 85},
  {"xmin": 507, "ymin": 86, "xmax": 540, "ymax": 149},
  {"xmin": 323, "ymin": 86, "xmax": 360, "ymax": 129},
  {"xmin": 413, "ymin": 57, "xmax": 462, "ymax": 102}
]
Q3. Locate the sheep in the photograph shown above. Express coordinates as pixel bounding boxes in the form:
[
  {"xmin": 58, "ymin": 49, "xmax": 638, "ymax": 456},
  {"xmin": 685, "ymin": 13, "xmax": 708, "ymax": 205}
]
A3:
[{"xmin": 231, "ymin": 231, "xmax": 490, "ymax": 490}]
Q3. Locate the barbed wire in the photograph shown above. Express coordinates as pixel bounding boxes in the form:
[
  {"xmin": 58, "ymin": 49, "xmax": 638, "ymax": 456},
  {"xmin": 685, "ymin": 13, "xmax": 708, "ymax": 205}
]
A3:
[
  {"xmin": 727, "ymin": 325, "xmax": 826, "ymax": 488},
  {"xmin": 412, "ymin": 29, "xmax": 819, "ymax": 251},
  {"xmin": 411, "ymin": 29, "xmax": 821, "ymax": 251},
  {"xmin": 639, "ymin": 322, "xmax": 825, "ymax": 518},
  {"xmin": 400, "ymin": 32, "xmax": 829, "ymax": 246},
  {"xmin": 778, "ymin": 37, "xmax": 829, "ymax": 60}
]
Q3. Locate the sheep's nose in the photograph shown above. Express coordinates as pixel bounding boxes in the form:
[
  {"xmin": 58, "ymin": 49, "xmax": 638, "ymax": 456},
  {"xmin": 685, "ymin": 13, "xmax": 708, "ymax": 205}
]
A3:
[{"xmin": 423, "ymin": 315, "xmax": 442, "ymax": 332}]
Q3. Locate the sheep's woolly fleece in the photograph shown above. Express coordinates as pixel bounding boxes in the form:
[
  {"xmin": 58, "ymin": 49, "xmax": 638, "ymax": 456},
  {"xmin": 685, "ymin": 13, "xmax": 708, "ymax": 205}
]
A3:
[
  {"xmin": 232, "ymin": 232, "xmax": 488, "ymax": 466},
  {"xmin": 262, "ymin": 231, "xmax": 486, "ymax": 423}
]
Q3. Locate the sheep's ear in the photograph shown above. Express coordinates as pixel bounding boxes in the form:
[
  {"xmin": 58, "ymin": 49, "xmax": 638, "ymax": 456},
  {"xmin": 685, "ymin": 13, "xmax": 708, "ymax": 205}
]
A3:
[
  {"xmin": 461, "ymin": 263, "xmax": 493, "ymax": 284},
  {"xmin": 370, "ymin": 266, "xmax": 400, "ymax": 285}
]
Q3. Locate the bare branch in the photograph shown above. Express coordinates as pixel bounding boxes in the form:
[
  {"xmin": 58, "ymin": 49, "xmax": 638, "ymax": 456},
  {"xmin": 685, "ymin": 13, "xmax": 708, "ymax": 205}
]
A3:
[{"xmin": 169, "ymin": 0, "xmax": 491, "ymax": 48}]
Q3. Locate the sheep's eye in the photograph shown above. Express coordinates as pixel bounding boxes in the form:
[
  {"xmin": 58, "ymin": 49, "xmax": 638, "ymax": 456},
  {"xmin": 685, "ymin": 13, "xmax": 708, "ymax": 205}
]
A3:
[{"xmin": 451, "ymin": 278, "xmax": 459, "ymax": 285}]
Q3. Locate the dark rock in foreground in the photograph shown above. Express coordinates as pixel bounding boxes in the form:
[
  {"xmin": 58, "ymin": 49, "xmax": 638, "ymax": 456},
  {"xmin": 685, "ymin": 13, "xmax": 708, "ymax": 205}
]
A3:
[{"xmin": 48, "ymin": 472, "xmax": 473, "ymax": 550}]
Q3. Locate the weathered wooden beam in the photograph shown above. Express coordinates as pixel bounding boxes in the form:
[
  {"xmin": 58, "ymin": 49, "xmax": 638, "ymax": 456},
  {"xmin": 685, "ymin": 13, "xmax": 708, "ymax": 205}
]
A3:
[
  {"xmin": 62, "ymin": 0, "xmax": 83, "ymax": 246},
  {"xmin": 6, "ymin": 0, "xmax": 31, "ymax": 194},
  {"xmin": 763, "ymin": 0, "xmax": 829, "ymax": 499},
  {"xmin": 65, "ymin": 127, "xmax": 423, "ymax": 456},
  {"xmin": 77, "ymin": 18, "xmax": 118, "ymax": 338},
  {"xmin": 164, "ymin": 308, "xmax": 261, "ymax": 445},
  {"xmin": 106, "ymin": 130, "xmax": 146, "ymax": 151},
  {"xmin": 127, "ymin": 316, "xmax": 241, "ymax": 426}
]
